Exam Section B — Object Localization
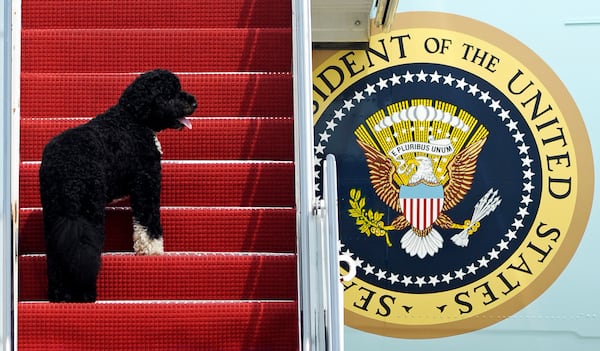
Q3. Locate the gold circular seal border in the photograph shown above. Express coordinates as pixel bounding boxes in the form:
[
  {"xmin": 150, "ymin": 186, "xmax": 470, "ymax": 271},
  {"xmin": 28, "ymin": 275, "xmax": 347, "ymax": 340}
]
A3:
[{"xmin": 313, "ymin": 12, "xmax": 594, "ymax": 338}]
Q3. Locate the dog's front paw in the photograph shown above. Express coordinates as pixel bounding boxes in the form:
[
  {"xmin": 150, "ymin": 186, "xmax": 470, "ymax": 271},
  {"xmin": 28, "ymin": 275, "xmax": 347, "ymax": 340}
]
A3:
[
  {"xmin": 133, "ymin": 234, "xmax": 164, "ymax": 255},
  {"xmin": 132, "ymin": 221, "xmax": 164, "ymax": 255}
]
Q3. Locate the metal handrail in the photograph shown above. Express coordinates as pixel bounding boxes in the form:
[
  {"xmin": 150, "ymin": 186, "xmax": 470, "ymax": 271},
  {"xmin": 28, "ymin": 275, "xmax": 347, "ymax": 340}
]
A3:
[
  {"xmin": 1, "ymin": 0, "xmax": 20, "ymax": 350},
  {"xmin": 292, "ymin": 0, "xmax": 346, "ymax": 348},
  {"xmin": 295, "ymin": 0, "xmax": 373, "ymax": 347},
  {"xmin": 291, "ymin": 0, "xmax": 322, "ymax": 349},
  {"xmin": 321, "ymin": 155, "xmax": 343, "ymax": 351}
]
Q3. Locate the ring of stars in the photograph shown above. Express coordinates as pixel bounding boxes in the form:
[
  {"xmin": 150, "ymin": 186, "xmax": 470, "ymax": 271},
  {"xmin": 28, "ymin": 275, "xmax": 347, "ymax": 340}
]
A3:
[{"xmin": 314, "ymin": 67, "xmax": 537, "ymax": 289}]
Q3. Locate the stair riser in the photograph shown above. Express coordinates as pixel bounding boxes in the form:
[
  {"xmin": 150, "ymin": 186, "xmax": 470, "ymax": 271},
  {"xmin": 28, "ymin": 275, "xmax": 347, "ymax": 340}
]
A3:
[
  {"xmin": 20, "ymin": 162, "xmax": 295, "ymax": 208},
  {"xmin": 22, "ymin": 29, "xmax": 292, "ymax": 73},
  {"xmin": 19, "ymin": 207, "xmax": 296, "ymax": 254},
  {"xmin": 20, "ymin": 254, "xmax": 297, "ymax": 301},
  {"xmin": 19, "ymin": 301, "xmax": 298, "ymax": 351},
  {"xmin": 23, "ymin": 0, "xmax": 291, "ymax": 29},
  {"xmin": 21, "ymin": 73, "xmax": 293, "ymax": 118},
  {"xmin": 21, "ymin": 117, "xmax": 294, "ymax": 161}
]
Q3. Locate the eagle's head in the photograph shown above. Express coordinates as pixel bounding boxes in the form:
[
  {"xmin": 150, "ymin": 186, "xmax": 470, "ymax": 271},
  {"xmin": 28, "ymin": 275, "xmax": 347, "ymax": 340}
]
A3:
[{"xmin": 407, "ymin": 156, "xmax": 439, "ymax": 185}]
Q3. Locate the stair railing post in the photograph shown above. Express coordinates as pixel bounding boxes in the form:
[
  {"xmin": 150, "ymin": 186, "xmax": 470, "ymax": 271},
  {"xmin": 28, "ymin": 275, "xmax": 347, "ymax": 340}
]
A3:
[
  {"xmin": 1, "ymin": 0, "xmax": 20, "ymax": 350},
  {"xmin": 293, "ymin": 1, "xmax": 349, "ymax": 350},
  {"xmin": 292, "ymin": 0, "xmax": 323, "ymax": 350},
  {"xmin": 321, "ymin": 155, "xmax": 343, "ymax": 351}
]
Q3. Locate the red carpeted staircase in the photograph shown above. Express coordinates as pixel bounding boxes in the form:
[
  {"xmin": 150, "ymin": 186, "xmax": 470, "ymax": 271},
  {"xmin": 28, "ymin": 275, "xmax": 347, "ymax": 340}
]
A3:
[{"xmin": 17, "ymin": 1, "xmax": 298, "ymax": 350}]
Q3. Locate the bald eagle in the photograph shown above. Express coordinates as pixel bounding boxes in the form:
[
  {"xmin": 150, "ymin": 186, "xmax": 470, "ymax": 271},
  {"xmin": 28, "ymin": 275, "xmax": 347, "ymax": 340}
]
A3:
[{"xmin": 356, "ymin": 137, "xmax": 486, "ymax": 258}]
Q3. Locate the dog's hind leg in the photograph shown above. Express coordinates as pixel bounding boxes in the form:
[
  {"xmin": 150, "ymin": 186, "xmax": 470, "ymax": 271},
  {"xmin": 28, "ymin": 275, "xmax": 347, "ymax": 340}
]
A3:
[
  {"xmin": 45, "ymin": 216, "xmax": 103, "ymax": 302},
  {"xmin": 46, "ymin": 251, "xmax": 72, "ymax": 302}
]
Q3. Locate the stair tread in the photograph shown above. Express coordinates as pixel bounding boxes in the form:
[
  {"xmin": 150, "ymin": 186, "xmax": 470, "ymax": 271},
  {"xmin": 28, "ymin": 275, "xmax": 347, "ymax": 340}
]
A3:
[
  {"xmin": 18, "ymin": 300, "xmax": 298, "ymax": 351},
  {"xmin": 23, "ymin": 0, "xmax": 291, "ymax": 29},
  {"xmin": 21, "ymin": 72, "xmax": 293, "ymax": 118},
  {"xmin": 21, "ymin": 28, "xmax": 292, "ymax": 73},
  {"xmin": 20, "ymin": 161, "xmax": 296, "ymax": 208},
  {"xmin": 19, "ymin": 253, "xmax": 297, "ymax": 301},
  {"xmin": 20, "ymin": 207, "xmax": 296, "ymax": 254},
  {"xmin": 21, "ymin": 116, "xmax": 294, "ymax": 161}
]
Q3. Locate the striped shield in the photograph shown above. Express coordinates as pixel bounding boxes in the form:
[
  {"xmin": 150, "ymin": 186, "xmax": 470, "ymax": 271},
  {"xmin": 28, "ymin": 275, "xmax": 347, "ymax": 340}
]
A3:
[{"xmin": 399, "ymin": 183, "xmax": 444, "ymax": 230}]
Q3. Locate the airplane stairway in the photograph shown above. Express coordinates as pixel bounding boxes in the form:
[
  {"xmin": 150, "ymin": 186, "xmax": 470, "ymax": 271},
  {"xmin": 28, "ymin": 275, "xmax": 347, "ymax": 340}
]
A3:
[{"xmin": 16, "ymin": 0, "xmax": 298, "ymax": 349}]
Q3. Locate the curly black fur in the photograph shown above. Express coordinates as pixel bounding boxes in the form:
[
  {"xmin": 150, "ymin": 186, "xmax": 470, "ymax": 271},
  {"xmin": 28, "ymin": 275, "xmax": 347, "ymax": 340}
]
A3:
[{"xmin": 39, "ymin": 69, "xmax": 197, "ymax": 302}]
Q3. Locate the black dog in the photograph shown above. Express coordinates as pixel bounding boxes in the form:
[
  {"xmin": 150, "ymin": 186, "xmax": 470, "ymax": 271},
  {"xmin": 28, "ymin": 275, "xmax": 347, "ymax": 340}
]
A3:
[{"xmin": 39, "ymin": 69, "xmax": 197, "ymax": 302}]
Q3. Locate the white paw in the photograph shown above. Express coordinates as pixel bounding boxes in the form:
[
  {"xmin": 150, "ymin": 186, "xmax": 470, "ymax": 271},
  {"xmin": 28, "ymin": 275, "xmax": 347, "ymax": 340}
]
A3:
[{"xmin": 132, "ymin": 220, "xmax": 164, "ymax": 255}]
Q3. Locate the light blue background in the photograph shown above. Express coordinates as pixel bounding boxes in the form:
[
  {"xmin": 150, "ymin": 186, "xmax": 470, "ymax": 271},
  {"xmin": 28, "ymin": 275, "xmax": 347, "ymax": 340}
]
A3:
[
  {"xmin": 346, "ymin": 1, "xmax": 600, "ymax": 350},
  {"xmin": 2, "ymin": 0, "xmax": 600, "ymax": 350}
]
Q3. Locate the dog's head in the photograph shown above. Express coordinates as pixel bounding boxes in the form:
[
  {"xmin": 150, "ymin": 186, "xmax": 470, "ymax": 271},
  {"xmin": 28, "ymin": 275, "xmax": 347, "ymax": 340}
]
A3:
[{"xmin": 118, "ymin": 69, "xmax": 197, "ymax": 132}]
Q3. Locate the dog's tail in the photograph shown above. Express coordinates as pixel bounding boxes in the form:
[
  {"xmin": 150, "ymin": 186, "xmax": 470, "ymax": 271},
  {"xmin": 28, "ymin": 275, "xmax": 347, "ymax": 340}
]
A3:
[{"xmin": 47, "ymin": 216, "xmax": 103, "ymax": 293}]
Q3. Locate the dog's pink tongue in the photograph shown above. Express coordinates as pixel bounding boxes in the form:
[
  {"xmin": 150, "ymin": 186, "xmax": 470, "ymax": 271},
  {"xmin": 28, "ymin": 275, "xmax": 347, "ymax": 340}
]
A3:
[{"xmin": 178, "ymin": 117, "xmax": 192, "ymax": 129}]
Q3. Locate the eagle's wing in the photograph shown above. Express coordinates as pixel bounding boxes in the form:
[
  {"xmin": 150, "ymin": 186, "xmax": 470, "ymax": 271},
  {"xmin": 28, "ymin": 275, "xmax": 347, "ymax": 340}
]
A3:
[
  {"xmin": 442, "ymin": 137, "xmax": 487, "ymax": 212},
  {"xmin": 356, "ymin": 139, "xmax": 401, "ymax": 212}
]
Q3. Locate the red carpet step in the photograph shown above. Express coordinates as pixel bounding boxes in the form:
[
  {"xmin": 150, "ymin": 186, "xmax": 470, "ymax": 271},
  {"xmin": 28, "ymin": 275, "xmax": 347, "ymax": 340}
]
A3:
[
  {"xmin": 23, "ymin": 0, "xmax": 291, "ymax": 29},
  {"xmin": 19, "ymin": 161, "xmax": 295, "ymax": 208},
  {"xmin": 19, "ymin": 253, "xmax": 297, "ymax": 301},
  {"xmin": 19, "ymin": 301, "xmax": 297, "ymax": 351},
  {"xmin": 20, "ymin": 72, "xmax": 293, "ymax": 119},
  {"xmin": 20, "ymin": 116, "xmax": 294, "ymax": 161},
  {"xmin": 22, "ymin": 29, "xmax": 291, "ymax": 73},
  {"xmin": 19, "ymin": 207, "xmax": 296, "ymax": 254}
]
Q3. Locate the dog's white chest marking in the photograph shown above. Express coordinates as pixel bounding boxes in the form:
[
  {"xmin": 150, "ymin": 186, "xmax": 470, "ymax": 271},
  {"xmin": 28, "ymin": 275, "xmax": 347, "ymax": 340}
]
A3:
[
  {"xmin": 153, "ymin": 134, "xmax": 163, "ymax": 155},
  {"xmin": 132, "ymin": 219, "xmax": 164, "ymax": 255}
]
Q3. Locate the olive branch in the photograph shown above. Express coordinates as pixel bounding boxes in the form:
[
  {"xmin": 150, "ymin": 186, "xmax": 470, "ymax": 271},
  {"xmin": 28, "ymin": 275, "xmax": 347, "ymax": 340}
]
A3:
[{"xmin": 348, "ymin": 188, "xmax": 394, "ymax": 247}]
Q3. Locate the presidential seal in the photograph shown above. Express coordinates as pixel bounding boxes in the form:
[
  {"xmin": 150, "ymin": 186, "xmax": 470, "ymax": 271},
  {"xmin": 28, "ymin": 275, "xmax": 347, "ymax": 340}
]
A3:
[{"xmin": 312, "ymin": 12, "xmax": 593, "ymax": 338}]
